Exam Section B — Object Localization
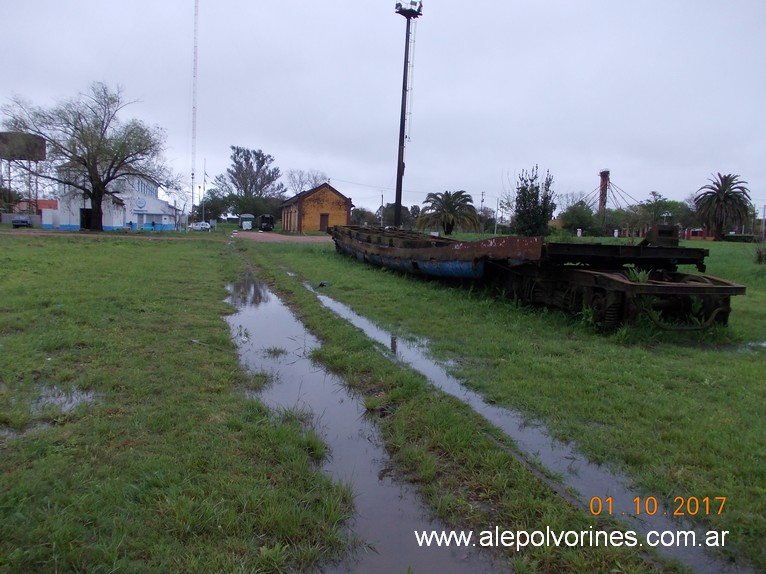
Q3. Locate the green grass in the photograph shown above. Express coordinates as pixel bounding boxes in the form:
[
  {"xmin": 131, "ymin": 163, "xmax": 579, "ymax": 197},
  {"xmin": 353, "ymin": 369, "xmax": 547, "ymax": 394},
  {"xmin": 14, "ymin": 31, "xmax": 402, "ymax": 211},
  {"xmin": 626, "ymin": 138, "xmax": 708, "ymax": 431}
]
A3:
[
  {"xmin": 3, "ymin": 232, "xmax": 763, "ymax": 572},
  {"xmin": 0, "ymin": 235, "xmax": 353, "ymax": 573},
  {"xmin": 243, "ymin": 243, "xmax": 670, "ymax": 573},
  {"xmin": 241, "ymin": 238, "xmax": 766, "ymax": 572}
]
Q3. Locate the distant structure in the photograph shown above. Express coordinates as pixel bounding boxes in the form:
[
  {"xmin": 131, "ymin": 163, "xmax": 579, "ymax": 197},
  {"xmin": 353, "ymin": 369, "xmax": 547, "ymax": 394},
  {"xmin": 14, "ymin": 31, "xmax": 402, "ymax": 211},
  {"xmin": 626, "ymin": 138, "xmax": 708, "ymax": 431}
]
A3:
[
  {"xmin": 0, "ymin": 132, "xmax": 46, "ymax": 162},
  {"xmin": 0, "ymin": 131, "xmax": 47, "ymax": 213},
  {"xmin": 281, "ymin": 183, "xmax": 352, "ymax": 233},
  {"xmin": 53, "ymin": 171, "xmax": 182, "ymax": 231},
  {"xmin": 598, "ymin": 169, "xmax": 610, "ymax": 225}
]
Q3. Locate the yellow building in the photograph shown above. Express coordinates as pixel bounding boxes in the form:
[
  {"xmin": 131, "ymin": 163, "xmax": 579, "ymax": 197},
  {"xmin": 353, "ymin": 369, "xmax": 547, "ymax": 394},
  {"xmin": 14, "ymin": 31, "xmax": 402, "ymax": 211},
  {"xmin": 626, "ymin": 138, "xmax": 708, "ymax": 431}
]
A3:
[{"xmin": 281, "ymin": 183, "xmax": 353, "ymax": 232}]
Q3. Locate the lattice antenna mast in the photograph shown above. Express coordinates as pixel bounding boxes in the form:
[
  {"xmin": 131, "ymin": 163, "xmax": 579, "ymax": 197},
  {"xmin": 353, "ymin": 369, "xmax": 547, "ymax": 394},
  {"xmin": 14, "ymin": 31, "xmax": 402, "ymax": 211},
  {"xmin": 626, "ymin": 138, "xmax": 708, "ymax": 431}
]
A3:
[
  {"xmin": 190, "ymin": 0, "xmax": 200, "ymax": 225},
  {"xmin": 405, "ymin": 20, "xmax": 418, "ymax": 145}
]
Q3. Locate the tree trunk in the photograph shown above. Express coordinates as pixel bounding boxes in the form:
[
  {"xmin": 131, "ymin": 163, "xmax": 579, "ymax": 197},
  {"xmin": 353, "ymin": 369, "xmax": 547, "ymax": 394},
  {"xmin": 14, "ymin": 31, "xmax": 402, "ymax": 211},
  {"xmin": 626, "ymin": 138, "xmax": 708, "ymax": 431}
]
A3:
[
  {"xmin": 713, "ymin": 219, "xmax": 724, "ymax": 241},
  {"xmin": 90, "ymin": 188, "xmax": 105, "ymax": 231}
]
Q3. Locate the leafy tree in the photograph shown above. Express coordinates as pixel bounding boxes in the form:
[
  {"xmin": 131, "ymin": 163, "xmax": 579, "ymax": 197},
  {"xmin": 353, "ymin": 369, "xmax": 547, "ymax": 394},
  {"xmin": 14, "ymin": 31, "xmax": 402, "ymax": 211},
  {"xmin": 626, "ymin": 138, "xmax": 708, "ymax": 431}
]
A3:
[
  {"xmin": 636, "ymin": 191, "xmax": 695, "ymax": 229},
  {"xmin": 350, "ymin": 206, "xmax": 379, "ymax": 226},
  {"xmin": 1, "ymin": 82, "xmax": 172, "ymax": 231},
  {"xmin": 377, "ymin": 202, "xmax": 416, "ymax": 228},
  {"xmin": 560, "ymin": 201, "xmax": 597, "ymax": 235},
  {"xmin": 604, "ymin": 205, "xmax": 644, "ymax": 237},
  {"xmin": 416, "ymin": 190, "xmax": 479, "ymax": 235},
  {"xmin": 512, "ymin": 166, "xmax": 556, "ymax": 236},
  {"xmin": 664, "ymin": 199, "xmax": 697, "ymax": 229},
  {"xmin": 1, "ymin": 185, "xmax": 22, "ymax": 213},
  {"xmin": 286, "ymin": 169, "xmax": 328, "ymax": 194},
  {"xmin": 694, "ymin": 173, "xmax": 751, "ymax": 240},
  {"xmin": 641, "ymin": 191, "xmax": 673, "ymax": 225},
  {"xmin": 477, "ymin": 205, "xmax": 496, "ymax": 233},
  {"xmin": 193, "ymin": 187, "xmax": 230, "ymax": 221},
  {"xmin": 215, "ymin": 146, "xmax": 285, "ymax": 216}
]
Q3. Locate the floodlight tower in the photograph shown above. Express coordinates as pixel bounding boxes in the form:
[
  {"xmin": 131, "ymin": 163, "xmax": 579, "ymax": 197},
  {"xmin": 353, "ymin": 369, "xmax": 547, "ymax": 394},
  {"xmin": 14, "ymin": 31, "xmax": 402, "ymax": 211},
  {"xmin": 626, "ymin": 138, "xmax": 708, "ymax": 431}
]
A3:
[{"xmin": 393, "ymin": 1, "xmax": 422, "ymax": 227}]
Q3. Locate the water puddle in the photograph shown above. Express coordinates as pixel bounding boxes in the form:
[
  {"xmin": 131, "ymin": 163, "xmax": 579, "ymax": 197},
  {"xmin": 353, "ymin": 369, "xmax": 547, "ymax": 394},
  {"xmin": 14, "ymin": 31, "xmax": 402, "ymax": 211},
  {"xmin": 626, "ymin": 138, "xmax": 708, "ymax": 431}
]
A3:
[
  {"xmin": 30, "ymin": 386, "xmax": 97, "ymax": 415},
  {"xmin": 1, "ymin": 385, "xmax": 96, "ymax": 443},
  {"xmin": 226, "ymin": 276, "xmax": 504, "ymax": 573},
  {"xmin": 0, "ymin": 422, "xmax": 52, "ymax": 441},
  {"xmin": 739, "ymin": 340, "xmax": 766, "ymax": 352},
  {"xmin": 308, "ymin": 286, "xmax": 753, "ymax": 574}
]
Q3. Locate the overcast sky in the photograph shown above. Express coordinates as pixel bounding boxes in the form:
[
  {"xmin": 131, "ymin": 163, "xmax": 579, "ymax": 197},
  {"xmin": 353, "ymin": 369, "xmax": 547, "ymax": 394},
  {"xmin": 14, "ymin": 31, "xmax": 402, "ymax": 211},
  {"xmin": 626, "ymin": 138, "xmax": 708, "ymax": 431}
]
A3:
[{"xmin": 3, "ymin": 0, "xmax": 765, "ymax": 216}]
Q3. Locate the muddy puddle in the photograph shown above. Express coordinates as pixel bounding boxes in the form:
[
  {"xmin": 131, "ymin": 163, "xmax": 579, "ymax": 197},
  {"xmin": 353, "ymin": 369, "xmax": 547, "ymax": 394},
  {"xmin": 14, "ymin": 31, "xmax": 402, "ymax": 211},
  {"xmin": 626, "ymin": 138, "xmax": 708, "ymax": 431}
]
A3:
[
  {"xmin": 31, "ymin": 386, "xmax": 96, "ymax": 415},
  {"xmin": 1, "ymin": 386, "xmax": 96, "ymax": 442},
  {"xmin": 740, "ymin": 340, "xmax": 766, "ymax": 352},
  {"xmin": 226, "ymin": 276, "xmax": 504, "ymax": 574},
  {"xmin": 0, "ymin": 422, "xmax": 51, "ymax": 441},
  {"xmin": 307, "ymin": 286, "xmax": 754, "ymax": 574}
]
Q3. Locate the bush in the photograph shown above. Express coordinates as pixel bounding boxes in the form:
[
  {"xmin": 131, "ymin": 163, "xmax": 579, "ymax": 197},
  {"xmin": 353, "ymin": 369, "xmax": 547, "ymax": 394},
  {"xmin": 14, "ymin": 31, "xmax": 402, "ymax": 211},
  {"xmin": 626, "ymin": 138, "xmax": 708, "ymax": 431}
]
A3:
[{"xmin": 755, "ymin": 240, "xmax": 766, "ymax": 264}]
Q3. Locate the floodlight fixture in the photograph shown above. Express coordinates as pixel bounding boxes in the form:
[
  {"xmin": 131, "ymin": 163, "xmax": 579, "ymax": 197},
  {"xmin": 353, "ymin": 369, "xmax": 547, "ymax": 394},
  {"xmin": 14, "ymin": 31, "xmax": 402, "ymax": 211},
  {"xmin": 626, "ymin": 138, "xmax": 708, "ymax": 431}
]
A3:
[{"xmin": 395, "ymin": 1, "xmax": 423, "ymax": 19}]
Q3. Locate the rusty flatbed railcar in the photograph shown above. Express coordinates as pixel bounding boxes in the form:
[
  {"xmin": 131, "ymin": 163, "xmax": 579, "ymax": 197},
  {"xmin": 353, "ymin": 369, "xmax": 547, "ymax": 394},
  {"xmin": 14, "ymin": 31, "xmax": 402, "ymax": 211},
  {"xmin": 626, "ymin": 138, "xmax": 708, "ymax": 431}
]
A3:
[{"xmin": 328, "ymin": 225, "xmax": 746, "ymax": 330}]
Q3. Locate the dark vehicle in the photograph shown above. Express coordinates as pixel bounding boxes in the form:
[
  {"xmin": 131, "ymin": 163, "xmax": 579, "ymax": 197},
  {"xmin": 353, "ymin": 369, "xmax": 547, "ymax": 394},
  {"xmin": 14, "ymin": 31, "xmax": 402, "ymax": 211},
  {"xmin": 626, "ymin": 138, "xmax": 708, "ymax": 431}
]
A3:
[
  {"xmin": 257, "ymin": 214, "xmax": 275, "ymax": 232},
  {"xmin": 329, "ymin": 224, "xmax": 746, "ymax": 331},
  {"xmin": 12, "ymin": 214, "xmax": 33, "ymax": 228}
]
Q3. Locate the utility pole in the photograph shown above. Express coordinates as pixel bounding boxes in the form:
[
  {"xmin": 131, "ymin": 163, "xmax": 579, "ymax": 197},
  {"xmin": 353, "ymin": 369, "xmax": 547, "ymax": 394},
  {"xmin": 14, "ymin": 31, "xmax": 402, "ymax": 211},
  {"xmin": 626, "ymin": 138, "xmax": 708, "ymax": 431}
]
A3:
[{"xmin": 393, "ymin": 1, "xmax": 422, "ymax": 227}]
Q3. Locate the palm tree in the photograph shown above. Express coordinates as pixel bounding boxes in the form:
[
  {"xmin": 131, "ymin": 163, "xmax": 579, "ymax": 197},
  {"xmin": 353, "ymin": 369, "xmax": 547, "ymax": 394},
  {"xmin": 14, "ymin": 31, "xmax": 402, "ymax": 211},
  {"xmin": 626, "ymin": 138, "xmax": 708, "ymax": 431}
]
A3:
[
  {"xmin": 694, "ymin": 173, "xmax": 751, "ymax": 240},
  {"xmin": 416, "ymin": 190, "xmax": 480, "ymax": 235}
]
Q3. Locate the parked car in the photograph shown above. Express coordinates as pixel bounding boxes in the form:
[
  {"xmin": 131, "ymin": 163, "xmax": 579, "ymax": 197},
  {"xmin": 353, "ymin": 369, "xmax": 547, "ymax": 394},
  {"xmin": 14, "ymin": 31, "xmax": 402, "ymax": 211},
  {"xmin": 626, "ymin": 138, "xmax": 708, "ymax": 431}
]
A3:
[
  {"xmin": 12, "ymin": 214, "xmax": 33, "ymax": 228},
  {"xmin": 188, "ymin": 221, "xmax": 211, "ymax": 231}
]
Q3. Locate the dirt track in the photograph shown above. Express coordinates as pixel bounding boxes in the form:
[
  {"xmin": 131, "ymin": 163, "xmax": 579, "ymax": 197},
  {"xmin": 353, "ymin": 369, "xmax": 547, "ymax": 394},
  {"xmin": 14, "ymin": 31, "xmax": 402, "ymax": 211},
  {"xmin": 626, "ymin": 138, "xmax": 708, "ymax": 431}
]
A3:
[{"xmin": 1, "ymin": 229, "xmax": 333, "ymax": 243}]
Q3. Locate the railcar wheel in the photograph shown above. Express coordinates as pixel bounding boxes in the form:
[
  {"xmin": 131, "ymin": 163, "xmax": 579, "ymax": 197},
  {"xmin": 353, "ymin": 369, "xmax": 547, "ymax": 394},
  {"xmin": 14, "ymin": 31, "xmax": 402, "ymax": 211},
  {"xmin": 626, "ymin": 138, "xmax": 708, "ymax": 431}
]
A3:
[
  {"xmin": 590, "ymin": 291, "xmax": 606, "ymax": 325},
  {"xmin": 589, "ymin": 290, "xmax": 624, "ymax": 332},
  {"xmin": 679, "ymin": 276, "xmax": 729, "ymax": 325}
]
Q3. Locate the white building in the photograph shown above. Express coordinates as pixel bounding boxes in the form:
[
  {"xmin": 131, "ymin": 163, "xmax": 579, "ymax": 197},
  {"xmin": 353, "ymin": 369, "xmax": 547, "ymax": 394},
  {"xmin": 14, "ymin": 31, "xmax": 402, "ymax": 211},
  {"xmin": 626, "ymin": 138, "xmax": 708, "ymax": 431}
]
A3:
[{"xmin": 49, "ymin": 174, "xmax": 184, "ymax": 231}]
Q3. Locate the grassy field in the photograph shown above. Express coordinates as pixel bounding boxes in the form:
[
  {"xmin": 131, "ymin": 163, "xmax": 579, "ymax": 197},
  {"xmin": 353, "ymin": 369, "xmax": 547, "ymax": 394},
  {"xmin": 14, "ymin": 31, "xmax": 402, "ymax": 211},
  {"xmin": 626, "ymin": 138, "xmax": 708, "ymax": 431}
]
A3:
[
  {"xmin": 0, "ymin": 234, "xmax": 352, "ymax": 573},
  {"xmin": 241, "ymin": 237, "xmax": 766, "ymax": 572},
  {"xmin": 1, "ymin": 232, "xmax": 763, "ymax": 573}
]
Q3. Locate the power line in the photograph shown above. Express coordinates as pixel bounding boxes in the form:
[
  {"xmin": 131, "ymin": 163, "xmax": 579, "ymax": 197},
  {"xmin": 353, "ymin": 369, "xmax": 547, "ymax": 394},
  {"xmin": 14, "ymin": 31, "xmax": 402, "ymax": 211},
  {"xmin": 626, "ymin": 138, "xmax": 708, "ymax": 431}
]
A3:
[{"xmin": 329, "ymin": 176, "xmax": 506, "ymax": 203}]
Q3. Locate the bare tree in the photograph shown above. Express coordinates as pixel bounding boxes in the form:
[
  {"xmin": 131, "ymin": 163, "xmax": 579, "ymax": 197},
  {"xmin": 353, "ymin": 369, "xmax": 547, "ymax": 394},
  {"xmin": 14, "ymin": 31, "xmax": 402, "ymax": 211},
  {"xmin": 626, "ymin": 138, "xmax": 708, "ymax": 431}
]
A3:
[
  {"xmin": 499, "ymin": 169, "xmax": 516, "ymax": 217},
  {"xmin": 557, "ymin": 191, "xmax": 590, "ymax": 212},
  {"xmin": 286, "ymin": 169, "xmax": 328, "ymax": 195},
  {"xmin": 1, "ymin": 82, "xmax": 174, "ymax": 231}
]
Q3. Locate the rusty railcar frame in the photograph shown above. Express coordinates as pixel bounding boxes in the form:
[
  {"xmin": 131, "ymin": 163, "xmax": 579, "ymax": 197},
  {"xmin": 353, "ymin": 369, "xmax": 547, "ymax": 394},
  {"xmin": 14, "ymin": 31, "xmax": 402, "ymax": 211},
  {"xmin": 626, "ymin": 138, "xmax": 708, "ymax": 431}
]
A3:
[{"xmin": 328, "ymin": 225, "xmax": 746, "ymax": 330}]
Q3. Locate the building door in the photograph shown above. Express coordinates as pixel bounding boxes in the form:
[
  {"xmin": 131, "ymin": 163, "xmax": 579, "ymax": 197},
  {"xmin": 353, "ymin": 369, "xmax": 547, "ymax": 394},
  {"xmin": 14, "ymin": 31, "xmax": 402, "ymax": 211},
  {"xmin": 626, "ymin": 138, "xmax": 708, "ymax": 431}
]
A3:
[
  {"xmin": 79, "ymin": 208, "xmax": 92, "ymax": 230},
  {"xmin": 319, "ymin": 213, "xmax": 329, "ymax": 231}
]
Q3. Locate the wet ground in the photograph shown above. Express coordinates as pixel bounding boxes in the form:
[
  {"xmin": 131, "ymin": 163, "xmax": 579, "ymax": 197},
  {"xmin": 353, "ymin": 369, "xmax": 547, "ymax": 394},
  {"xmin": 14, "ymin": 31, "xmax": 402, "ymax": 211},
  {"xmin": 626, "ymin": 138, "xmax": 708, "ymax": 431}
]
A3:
[
  {"xmin": 30, "ymin": 386, "xmax": 97, "ymax": 415},
  {"xmin": 305, "ymin": 286, "xmax": 754, "ymax": 574},
  {"xmin": 235, "ymin": 230, "xmax": 332, "ymax": 243},
  {"xmin": 225, "ymin": 270, "xmax": 755, "ymax": 574},
  {"xmin": 0, "ymin": 385, "xmax": 96, "ymax": 441},
  {"xmin": 226, "ymin": 276, "xmax": 506, "ymax": 574}
]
